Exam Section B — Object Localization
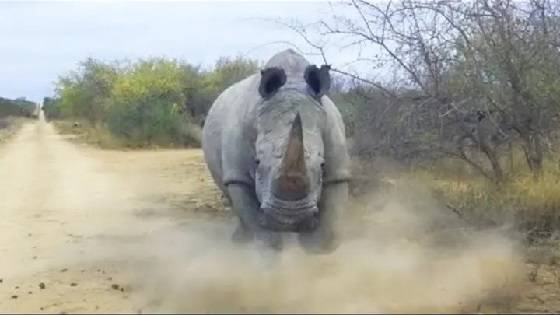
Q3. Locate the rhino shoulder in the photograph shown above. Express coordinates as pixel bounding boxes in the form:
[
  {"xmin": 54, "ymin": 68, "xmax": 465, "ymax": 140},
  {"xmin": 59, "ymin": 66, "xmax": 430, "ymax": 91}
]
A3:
[
  {"xmin": 206, "ymin": 73, "xmax": 261, "ymax": 187},
  {"xmin": 321, "ymin": 96, "xmax": 351, "ymax": 183},
  {"xmin": 321, "ymin": 96, "xmax": 346, "ymax": 134}
]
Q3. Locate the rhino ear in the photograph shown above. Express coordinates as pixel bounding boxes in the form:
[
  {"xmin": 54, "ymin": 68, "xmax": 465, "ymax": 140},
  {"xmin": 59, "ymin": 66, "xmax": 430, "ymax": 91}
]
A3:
[
  {"xmin": 304, "ymin": 64, "xmax": 331, "ymax": 97},
  {"xmin": 259, "ymin": 67, "xmax": 286, "ymax": 98}
]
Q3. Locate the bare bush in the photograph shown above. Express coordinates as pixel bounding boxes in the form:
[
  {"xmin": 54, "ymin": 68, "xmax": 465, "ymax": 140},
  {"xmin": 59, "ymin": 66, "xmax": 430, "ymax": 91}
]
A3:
[{"xmin": 291, "ymin": 0, "xmax": 560, "ymax": 184}]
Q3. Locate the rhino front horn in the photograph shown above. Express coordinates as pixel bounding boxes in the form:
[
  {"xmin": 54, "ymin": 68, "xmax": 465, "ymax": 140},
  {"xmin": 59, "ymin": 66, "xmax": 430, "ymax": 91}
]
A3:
[{"xmin": 275, "ymin": 113, "xmax": 310, "ymax": 201}]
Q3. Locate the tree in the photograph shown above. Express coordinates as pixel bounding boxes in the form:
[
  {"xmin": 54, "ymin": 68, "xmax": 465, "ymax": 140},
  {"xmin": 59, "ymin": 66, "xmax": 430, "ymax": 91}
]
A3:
[
  {"xmin": 0, "ymin": 97, "xmax": 35, "ymax": 118},
  {"xmin": 200, "ymin": 56, "xmax": 259, "ymax": 115},
  {"xmin": 55, "ymin": 58, "xmax": 119, "ymax": 123},
  {"xmin": 42, "ymin": 96, "xmax": 61, "ymax": 120},
  {"xmin": 106, "ymin": 58, "xmax": 195, "ymax": 145},
  {"xmin": 51, "ymin": 55, "xmax": 260, "ymax": 147},
  {"xmin": 292, "ymin": 0, "xmax": 560, "ymax": 183}
]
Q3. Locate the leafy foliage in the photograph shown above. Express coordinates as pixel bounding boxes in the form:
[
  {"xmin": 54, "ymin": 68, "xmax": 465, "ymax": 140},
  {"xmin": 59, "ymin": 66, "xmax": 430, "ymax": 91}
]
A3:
[
  {"xmin": 0, "ymin": 97, "xmax": 36, "ymax": 118},
  {"xmin": 48, "ymin": 56, "xmax": 258, "ymax": 147}
]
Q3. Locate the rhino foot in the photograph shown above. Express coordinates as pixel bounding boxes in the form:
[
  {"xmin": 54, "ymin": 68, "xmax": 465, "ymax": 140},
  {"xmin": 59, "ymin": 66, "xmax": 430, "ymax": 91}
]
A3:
[
  {"xmin": 231, "ymin": 223, "xmax": 253, "ymax": 244},
  {"xmin": 231, "ymin": 223, "xmax": 283, "ymax": 250},
  {"xmin": 220, "ymin": 193, "xmax": 232, "ymax": 208},
  {"xmin": 298, "ymin": 227, "xmax": 338, "ymax": 255},
  {"xmin": 255, "ymin": 229, "xmax": 283, "ymax": 251}
]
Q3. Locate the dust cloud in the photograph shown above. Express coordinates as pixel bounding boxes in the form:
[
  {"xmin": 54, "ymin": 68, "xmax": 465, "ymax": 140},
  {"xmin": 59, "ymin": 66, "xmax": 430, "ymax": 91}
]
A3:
[
  {"xmin": 123, "ymin": 179, "xmax": 524, "ymax": 313},
  {"xmin": 0, "ymin": 119, "xmax": 525, "ymax": 313}
]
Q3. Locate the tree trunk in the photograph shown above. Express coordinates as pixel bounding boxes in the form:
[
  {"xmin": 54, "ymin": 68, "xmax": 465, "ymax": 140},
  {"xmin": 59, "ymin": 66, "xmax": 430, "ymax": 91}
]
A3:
[
  {"xmin": 480, "ymin": 143, "xmax": 504, "ymax": 184},
  {"xmin": 509, "ymin": 141, "xmax": 514, "ymax": 173},
  {"xmin": 522, "ymin": 132, "xmax": 544, "ymax": 181}
]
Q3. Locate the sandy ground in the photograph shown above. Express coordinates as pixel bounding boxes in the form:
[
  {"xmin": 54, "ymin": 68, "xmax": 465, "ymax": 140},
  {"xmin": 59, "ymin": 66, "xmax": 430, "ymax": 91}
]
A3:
[
  {"xmin": 0, "ymin": 117, "xmax": 224, "ymax": 313},
  {"xmin": 0, "ymin": 116, "xmax": 557, "ymax": 313}
]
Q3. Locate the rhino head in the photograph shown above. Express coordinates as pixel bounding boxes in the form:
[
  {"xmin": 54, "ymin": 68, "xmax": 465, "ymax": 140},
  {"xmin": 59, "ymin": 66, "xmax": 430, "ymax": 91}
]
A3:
[{"xmin": 253, "ymin": 54, "xmax": 331, "ymax": 232}]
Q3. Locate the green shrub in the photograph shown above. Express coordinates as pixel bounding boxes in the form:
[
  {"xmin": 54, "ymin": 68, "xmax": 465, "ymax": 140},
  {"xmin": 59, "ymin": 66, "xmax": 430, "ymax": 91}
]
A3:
[
  {"xmin": 49, "ymin": 56, "xmax": 257, "ymax": 148},
  {"xmin": 0, "ymin": 97, "xmax": 36, "ymax": 118}
]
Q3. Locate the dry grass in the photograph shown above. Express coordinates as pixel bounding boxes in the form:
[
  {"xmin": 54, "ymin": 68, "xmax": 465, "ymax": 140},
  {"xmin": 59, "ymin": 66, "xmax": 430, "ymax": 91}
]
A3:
[
  {"xmin": 0, "ymin": 117, "xmax": 31, "ymax": 143},
  {"xmin": 348, "ymin": 155, "xmax": 560, "ymax": 312},
  {"xmin": 53, "ymin": 119, "xmax": 202, "ymax": 150},
  {"xmin": 53, "ymin": 120, "xmax": 127, "ymax": 149},
  {"xmin": 406, "ymin": 157, "xmax": 560, "ymax": 235}
]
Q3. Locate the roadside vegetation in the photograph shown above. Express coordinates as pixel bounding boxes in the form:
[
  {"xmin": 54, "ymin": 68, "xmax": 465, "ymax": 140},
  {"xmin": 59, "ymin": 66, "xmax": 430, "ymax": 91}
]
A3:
[
  {"xmin": 42, "ymin": 0, "xmax": 560, "ymax": 244},
  {"xmin": 0, "ymin": 117, "xmax": 30, "ymax": 144},
  {"xmin": 0, "ymin": 96, "xmax": 37, "ymax": 143},
  {"xmin": 304, "ymin": 0, "xmax": 560, "ymax": 242},
  {"xmin": 0, "ymin": 97, "xmax": 36, "ymax": 118},
  {"xmin": 44, "ymin": 56, "xmax": 258, "ymax": 148}
]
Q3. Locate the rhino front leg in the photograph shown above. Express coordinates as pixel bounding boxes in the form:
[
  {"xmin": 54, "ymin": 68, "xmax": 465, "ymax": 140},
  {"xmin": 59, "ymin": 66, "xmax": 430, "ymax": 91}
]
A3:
[
  {"xmin": 227, "ymin": 184, "xmax": 283, "ymax": 250},
  {"xmin": 299, "ymin": 182, "xmax": 348, "ymax": 254}
]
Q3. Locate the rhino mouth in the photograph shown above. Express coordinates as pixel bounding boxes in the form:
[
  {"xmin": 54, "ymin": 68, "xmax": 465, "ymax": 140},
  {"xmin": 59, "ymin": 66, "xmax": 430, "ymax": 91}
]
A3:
[
  {"xmin": 259, "ymin": 195, "xmax": 319, "ymax": 232},
  {"xmin": 259, "ymin": 208, "xmax": 319, "ymax": 232}
]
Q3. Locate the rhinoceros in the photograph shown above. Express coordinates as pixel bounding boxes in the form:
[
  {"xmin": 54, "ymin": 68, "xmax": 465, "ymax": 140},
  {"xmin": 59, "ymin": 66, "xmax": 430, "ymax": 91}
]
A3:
[{"xmin": 202, "ymin": 49, "xmax": 350, "ymax": 252}]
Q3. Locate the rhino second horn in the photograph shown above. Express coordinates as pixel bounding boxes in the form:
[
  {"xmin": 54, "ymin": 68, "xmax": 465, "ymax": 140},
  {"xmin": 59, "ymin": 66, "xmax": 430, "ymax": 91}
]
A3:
[{"xmin": 275, "ymin": 113, "xmax": 310, "ymax": 201}]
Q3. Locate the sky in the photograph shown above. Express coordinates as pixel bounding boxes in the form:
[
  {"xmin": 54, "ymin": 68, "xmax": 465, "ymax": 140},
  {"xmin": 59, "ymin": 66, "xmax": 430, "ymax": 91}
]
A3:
[{"xmin": 0, "ymin": 0, "xmax": 360, "ymax": 102}]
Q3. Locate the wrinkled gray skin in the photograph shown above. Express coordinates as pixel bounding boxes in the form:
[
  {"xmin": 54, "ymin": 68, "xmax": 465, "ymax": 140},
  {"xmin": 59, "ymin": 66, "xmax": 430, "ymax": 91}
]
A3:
[{"xmin": 202, "ymin": 49, "xmax": 350, "ymax": 253}]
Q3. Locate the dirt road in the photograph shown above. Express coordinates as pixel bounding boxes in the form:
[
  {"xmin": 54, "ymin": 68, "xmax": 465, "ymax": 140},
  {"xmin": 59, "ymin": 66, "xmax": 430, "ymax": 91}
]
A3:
[
  {"xmin": 0, "ymin": 118, "xmax": 223, "ymax": 313},
  {"xmin": 0, "ymin": 117, "xmax": 543, "ymax": 313}
]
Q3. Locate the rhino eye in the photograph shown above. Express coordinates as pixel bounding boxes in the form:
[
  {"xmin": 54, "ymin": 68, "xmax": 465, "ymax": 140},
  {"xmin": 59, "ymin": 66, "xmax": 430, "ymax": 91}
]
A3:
[{"xmin": 255, "ymin": 158, "xmax": 261, "ymax": 165}]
